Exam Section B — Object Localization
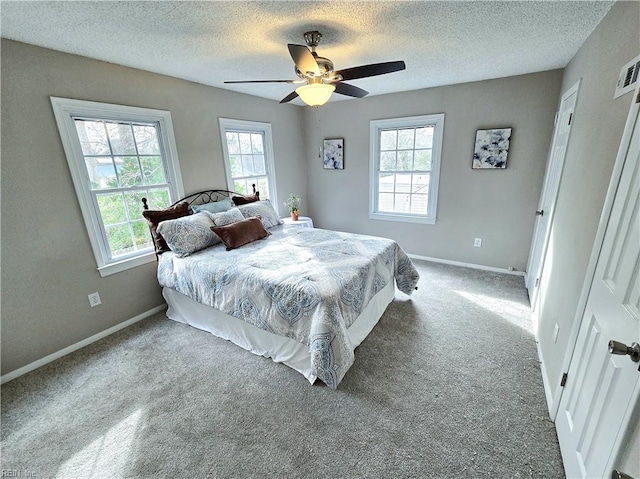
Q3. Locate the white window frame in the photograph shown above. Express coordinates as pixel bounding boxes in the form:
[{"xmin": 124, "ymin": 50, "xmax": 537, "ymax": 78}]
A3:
[
  {"xmin": 50, "ymin": 97, "xmax": 184, "ymax": 277},
  {"xmin": 218, "ymin": 118, "xmax": 278, "ymax": 207},
  {"xmin": 369, "ymin": 113, "xmax": 445, "ymax": 224}
]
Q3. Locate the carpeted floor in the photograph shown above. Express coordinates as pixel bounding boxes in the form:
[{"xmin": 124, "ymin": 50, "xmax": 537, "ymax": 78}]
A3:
[{"xmin": 1, "ymin": 260, "xmax": 565, "ymax": 478}]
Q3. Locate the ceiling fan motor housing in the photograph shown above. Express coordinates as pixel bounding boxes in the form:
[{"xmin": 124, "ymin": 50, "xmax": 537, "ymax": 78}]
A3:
[
  {"xmin": 224, "ymin": 29, "xmax": 405, "ymax": 104},
  {"xmin": 294, "ymin": 31, "xmax": 335, "ymax": 79},
  {"xmin": 296, "ymin": 56, "xmax": 334, "ymax": 79}
]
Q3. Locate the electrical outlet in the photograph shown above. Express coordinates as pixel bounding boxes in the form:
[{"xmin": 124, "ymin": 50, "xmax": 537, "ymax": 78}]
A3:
[
  {"xmin": 553, "ymin": 323, "xmax": 560, "ymax": 343},
  {"xmin": 88, "ymin": 292, "xmax": 101, "ymax": 308},
  {"xmin": 474, "ymin": 238, "xmax": 482, "ymax": 247}
]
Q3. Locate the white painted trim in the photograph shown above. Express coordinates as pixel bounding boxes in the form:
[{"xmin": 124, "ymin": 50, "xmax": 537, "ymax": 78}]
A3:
[
  {"xmin": 536, "ymin": 338, "xmax": 556, "ymax": 417},
  {"xmin": 408, "ymin": 253, "xmax": 525, "ymax": 276},
  {"xmin": 218, "ymin": 117, "xmax": 278, "ymax": 208},
  {"xmin": 525, "ymin": 79, "xmax": 581, "ymax": 307},
  {"xmin": 49, "ymin": 97, "xmax": 184, "ymax": 274},
  {"xmin": 369, "ymin": 212, "xmax": 436, "ymax": 225},
  {"xmin": 97, "ymin": 251, "xmax": 157, "ymax": 277},
  {"xmin": 369, "ymin": 114, "xmax": 445, "ymax": 224},
  {"xmin": 548, "ymin": 83, "xmax": 640, "ymax": 420},
  {"xmin": 0, "ymin": 304, "xmax": 167, "ymax": 385}
]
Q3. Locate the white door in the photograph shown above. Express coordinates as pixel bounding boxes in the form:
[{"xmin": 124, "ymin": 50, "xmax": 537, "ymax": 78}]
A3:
[
  {"xmin": 526, "ymin": 81, "xmax": 580, "ymax": 308},
  {"xmin": 555, "ymin": 90, "xmax": 640, "ymax": 479}
]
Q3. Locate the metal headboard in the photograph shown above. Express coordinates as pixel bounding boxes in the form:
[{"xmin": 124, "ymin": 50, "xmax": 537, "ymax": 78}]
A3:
[
  {"xmin": 141, "ymin": 184, "xmax": 259, "ymax": 257},
  {"xmin": 141, "ymin": 184, "xmax": 258, "ymax": 211}
]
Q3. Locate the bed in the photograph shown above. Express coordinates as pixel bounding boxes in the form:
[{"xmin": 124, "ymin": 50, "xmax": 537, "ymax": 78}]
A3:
[{"xmin": 142, "ymin": 189, "xmax": 420, "ymax": 388}]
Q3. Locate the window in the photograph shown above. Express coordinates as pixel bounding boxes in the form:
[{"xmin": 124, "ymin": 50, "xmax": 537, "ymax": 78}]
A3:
[
  {"xmin": 370, "ymin": 114, "xmax": 444, "ymax": 224},
  {"xmin": 51, "ymin": 97, "xmax": 183, "ymax": 276},
  {"xmin": 219, "ymin": 118, "xmax": 277, "ymax": 206}
]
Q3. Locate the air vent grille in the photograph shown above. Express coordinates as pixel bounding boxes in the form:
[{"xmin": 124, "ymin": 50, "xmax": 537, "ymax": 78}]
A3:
[
  {"xmin": 614, "ymin": 55, "xmax": 640, "ymax": 99},
  {"xmin": 623, "ymin": 62, "xmax": 639, "ymax": 87}
]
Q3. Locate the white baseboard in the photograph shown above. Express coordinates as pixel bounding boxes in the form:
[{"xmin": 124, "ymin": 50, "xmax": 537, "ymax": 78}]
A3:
[
  {"xmin": 1, "ymin": 304, "xmax": 167, "ymax": 385},
  {"xmin": 536, "ymin": 338, "xmax": 556, "ymax": 419},
  {"xmin": 408, "ymin": 254, "xmax": 526, "ymax": 276}
]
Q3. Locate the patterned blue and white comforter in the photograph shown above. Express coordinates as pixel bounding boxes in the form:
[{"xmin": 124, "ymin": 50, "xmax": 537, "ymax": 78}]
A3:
[{"xmin": 157, "ymin": 226, "xmax": 419, "ymax": 388}]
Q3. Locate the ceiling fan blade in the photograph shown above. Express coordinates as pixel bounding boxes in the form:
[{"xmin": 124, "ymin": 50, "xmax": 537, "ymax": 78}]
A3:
[
  {"xmin": 333, "ymin": 61, "xmax": 406, "ymax": 81},
  {"xmin": 280, "ymin": 91, "xmax": 299, "ymax": 104},
  {"xmin": 224, "ymin": 80, "xmax": 300, "ymax": 84},
  {"xmin": 288, "ymin": 44, "xmax": 321, "ymax": 76},
  {"xmin": 334, "ymin": 82, "xmax": 369, "ymax": 98}
]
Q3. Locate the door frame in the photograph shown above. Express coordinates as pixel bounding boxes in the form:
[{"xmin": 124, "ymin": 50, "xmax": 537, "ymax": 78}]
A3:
[
  {"xmin": 525, "ymin": 79, "xmax": 581, "ymax": 309},
  {"xmin": 549, "ymin": 83, "xmax": 640, "ymax": 423}
]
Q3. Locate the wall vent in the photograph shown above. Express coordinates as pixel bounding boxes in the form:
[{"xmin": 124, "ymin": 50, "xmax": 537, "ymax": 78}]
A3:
[{"xmin": 614, "ymin": 55, "xmax": 640, "ymax": 99}]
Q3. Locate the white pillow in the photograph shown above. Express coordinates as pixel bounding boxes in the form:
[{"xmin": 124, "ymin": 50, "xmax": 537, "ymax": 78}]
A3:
[
  {"xmin": 191, "ymin": 198, "xmax": 233, "ymax": 214},
  {"xmin": 237, "ymin": 200, "xmax": 283, "ymax": 229},
  {"xmin": 207, "ymin": 207, "xmax": 245, "ymax": 227},
  {"xmin": 157, "ymin": 212, "xmax": 218, "ymax": 257}
]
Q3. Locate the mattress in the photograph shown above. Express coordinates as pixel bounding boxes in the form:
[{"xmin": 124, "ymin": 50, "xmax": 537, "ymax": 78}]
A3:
[
  {"xmin": 163, "ymin": 280, "xmax": 395, "ymax": 384},
  {"xmin": 157, "ymin": 226, "xmax": 419, "ymax": 387}
]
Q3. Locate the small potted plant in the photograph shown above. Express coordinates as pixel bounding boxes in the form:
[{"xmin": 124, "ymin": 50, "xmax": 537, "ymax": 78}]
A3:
[{"xmin": 283, "ymin": 193, "xmax": 300, "ymax": 221}]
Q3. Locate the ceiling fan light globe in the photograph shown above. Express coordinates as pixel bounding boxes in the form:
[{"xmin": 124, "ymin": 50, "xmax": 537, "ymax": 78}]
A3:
[{"xmin": 295, "ymin": 83, "xmax": 335, "ymax": 106}]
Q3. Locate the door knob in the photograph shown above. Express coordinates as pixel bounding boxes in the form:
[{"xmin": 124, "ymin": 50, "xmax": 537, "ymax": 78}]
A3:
[
  {"xmin": 608, "ymin": 340, "xmax": 640, "ymax": 363},
  {"xmin": 535, "ymin": 210, "xmax": 544, "ymax": 216},
  {"xmin": 612, "ymin": 470, "xmax": 635, "ymax": 479}
]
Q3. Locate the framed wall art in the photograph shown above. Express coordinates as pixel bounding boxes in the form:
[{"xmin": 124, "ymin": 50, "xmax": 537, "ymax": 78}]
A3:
[
  {"xmin": 472, "ymin": 128, "xmax": 512, "ymax": 169},
  {"xmin": 323, "ymin": 138, "xmax": 344, "ymax": 169}
]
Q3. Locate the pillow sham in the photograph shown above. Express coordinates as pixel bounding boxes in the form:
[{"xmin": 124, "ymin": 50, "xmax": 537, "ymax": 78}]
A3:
[
  {"xmin": 231, "ymin": 193, "xmax": 260, "ymax": 206},
  {"xmin": 207, "ymin": 207, "xmax": 245, "ymax": 227},
  {"xmin": 237, "ymin": 200, "xmax": 283, "ymax": 229},
  {"xmin": 156, "ymin": 212, "xmax": 218, "ymax": 257},
  {"xmin": 210, "ymin": 217, "xmax": 270, "ymax": 250},
  {"xmin": 191, "ymin": 198, "xmax": 233, "ymax": 214},
  {"xmin": 142, "ymin": 202, "xmax": 190, "ymax": 254}
]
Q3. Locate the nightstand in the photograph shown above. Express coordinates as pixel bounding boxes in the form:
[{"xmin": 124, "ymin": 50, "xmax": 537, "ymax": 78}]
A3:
[{"xmin": 281, "ymin": 216, "xmax": 314, "ymax": 228}]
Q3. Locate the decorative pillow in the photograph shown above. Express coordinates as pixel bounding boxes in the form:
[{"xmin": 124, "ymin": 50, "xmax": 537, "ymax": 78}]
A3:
[
  {"xmin": 231, "ymin": 193, "xmax": 260, "ymax": 206},
  {"xmin": 207, "ymin": 207, "xmax": 245, "ymax": 227},
  {"xmin": 237, "ymin": 200, "xmax": 283, "ymax": 229},
  {"xmin": 210, "ymin": 217, "xmax": 270, "ymax": 250},
  {"xmin": 142, "ymin": 202, "xmax": 190, "ymax": 254},
  {"xmin": 156, "ymin": 212, "xmax": 218, "ymax": 257},
  {"xmin": 191, "ymin": 198, "xmax": 233, "ymax": 214}
]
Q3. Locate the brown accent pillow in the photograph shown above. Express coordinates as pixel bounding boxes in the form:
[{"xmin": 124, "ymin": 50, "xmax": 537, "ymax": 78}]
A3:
[
  {"xmin": 231, "ymin": 193, "xmax": 260, "ymax": 206},
  {"xmin": 142, "ymin": 202, "xmax": 190, "ymax": 253},
  {"xmin": 211, "ymin": 217, "xmax": 270, "ymax": 250}
]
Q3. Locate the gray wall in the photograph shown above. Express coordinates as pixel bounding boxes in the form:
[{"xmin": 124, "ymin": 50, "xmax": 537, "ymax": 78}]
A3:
[
  {"xmin": 1, "ymin": 39, "xmax": 307, "ymax": 375},
  {"xmin": 537, "ymin": 0, "xmax": 639, "ymax": 389},
  {"xmin": 2, "ymin": 1, "xmax": 637, "ymax": 469},
  {"xmin": 534, "ymin": 0, "xmax": 639, "ymax": 472},
  {"xmin": 302, "ymin": 70, "xmax": 563, "ymax": 272},
  {"xmin": 0, "ymin": 41, "xmax": 564, "ymax": 375}
]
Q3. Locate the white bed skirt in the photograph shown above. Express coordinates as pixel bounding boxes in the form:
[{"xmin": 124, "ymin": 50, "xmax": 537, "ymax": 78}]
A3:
[{"xmin": 163, "ymin": 281, "xmax": 395, "ymax": 384}]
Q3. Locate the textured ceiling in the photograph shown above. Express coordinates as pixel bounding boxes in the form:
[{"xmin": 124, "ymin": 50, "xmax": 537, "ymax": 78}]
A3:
[{"xmin": 1, "ymin": 1, "xmax": 615, "ymax": 105}]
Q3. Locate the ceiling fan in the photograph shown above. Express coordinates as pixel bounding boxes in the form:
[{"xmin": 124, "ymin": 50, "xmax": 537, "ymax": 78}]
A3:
[{"xmin": 224, "ymin": 31, "xmax": 406, "ymax": 106}]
